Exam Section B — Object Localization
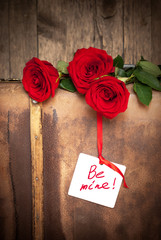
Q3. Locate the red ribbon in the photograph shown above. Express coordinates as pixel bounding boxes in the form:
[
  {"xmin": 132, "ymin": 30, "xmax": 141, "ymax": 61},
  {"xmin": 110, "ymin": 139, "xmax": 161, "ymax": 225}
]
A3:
[{"xmin": 97, "ymin": 112, "xmax": 128, "ymax": 188}]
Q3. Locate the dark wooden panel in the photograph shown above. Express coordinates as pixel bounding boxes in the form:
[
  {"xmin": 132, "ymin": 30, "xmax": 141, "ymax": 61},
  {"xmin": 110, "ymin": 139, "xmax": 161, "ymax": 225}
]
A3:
[
  {"xmin": 42, "ymin": 87, "xmax": 161, "ymax": 240},
  {"xmin": 38, "ymin": 0, "xmax": 68, "ymax": 64},
  {"xmin": 38, "ymin": 0, "xmax": 123, "ymax": 64},
  {"xmin": 0, "ymin": 0, "xmax": 9, "ymax": 78},
  {"xmin": 65, "ymin": 0, "xmax": 95, "ymax": 62},
  {"xmin": 124, "ymin": 0, "xmax": 151, "ymax": 64},
  {"xmin": 0, "ymin": 0, "xmax": 160, "ymax": 80},
  {"xmin": 0, "ymin": 83, "xmax": 32, "ymax": 240},
  {"xmin": 151, "ymin": 0, "xmax": 161, "ymax": 64},
  {"xmin": 38, "ymin": 0, "xmax": 95, "ymax": 66},
  {"xmin": 95, "ymin": 0, "xmax": 124, "ymax": 57},
  {"xmin": 9, "ymin": 0, "xmax": 37, "ymax": 78}
]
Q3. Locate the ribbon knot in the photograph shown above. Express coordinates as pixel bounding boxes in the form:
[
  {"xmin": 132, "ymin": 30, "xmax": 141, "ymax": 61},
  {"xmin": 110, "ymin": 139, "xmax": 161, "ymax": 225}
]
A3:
[
  {"xmin": 99, "ymin": 155, "xmax": 104, "ymax": 165},
  {"xmin": 97, "ymin": 112, "xmax": 128, "ymax": 188}
]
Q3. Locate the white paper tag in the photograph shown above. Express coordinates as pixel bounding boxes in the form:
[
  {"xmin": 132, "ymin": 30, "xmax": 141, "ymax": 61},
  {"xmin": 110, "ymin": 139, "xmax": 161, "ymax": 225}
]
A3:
[{"xmin": 68, "ymin": 153, "xmax": 126, "ymax": 208}]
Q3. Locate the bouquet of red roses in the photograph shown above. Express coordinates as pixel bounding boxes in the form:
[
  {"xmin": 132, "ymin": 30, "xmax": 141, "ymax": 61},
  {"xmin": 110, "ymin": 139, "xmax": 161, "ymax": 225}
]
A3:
[{"xmin": 22, "ymin": 47, "xmax": 133, "ymax": 119}]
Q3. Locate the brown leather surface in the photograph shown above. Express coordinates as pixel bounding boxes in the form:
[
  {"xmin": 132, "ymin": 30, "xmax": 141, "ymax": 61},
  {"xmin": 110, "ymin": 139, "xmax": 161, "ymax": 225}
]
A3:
[
  {"xmin": 42, "ymin": 85, "xmax": 161, "ymax": 240},
  {"xmin": 0, "ymin": 83, "xmax": 161, "ymax": 240},
  {"xmin": 0, "ymin": 83, "xmax": 32, "ymax": 240}
]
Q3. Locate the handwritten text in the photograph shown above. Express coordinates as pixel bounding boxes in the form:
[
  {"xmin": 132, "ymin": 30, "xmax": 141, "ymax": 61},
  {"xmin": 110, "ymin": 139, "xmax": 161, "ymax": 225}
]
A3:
[{"xmin": 80, "ymin": 165, "xmax": 116, "ymax": 191}]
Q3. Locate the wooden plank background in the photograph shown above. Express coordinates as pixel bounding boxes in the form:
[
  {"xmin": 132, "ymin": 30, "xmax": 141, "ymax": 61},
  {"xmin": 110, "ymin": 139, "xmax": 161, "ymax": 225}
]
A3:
[{"xmin": 0, "ymin": 0, "xmax": 161, "ymax": 240}]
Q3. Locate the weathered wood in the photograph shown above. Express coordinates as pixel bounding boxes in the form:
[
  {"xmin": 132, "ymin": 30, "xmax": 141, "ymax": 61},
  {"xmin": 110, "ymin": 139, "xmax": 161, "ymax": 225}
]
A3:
[
  {"xmin": 95, "ymin": 0, "xmax": 124, "ymax": 57},
  {"xmin": 38, "ymin": 0, "xmax": 95, "ymax": 66},
  {"xmin": 38, "ymin": 0, "xmax": 68, "ymax": 65},
  {"xmin": 65, "ymin": 0, "xmax": 95, "ymax": 61},
  {"xmin": 124, "ymin": 0, "xmax": 151, "ymax": 64},
  {"xmin": 9, "ymin": 0, "xmax": 37, "ymax": 78},
  {"xmin": 0, "ymin": 83, "xmax": 32, "ymax": 240},
  {"xmin": 30, "ymin": 100, "xmax": 44, "ymax": 240},
  {"xmin": 38, "ymin": 0, "xmax": 123, "ymax": 64},
  {"xmin": 0, "ymin": 0, "xmax": 9, "ymax": 79},
  {"xmin": 151, "ymin": 0, "xmax": 161, "ymax": 64}
]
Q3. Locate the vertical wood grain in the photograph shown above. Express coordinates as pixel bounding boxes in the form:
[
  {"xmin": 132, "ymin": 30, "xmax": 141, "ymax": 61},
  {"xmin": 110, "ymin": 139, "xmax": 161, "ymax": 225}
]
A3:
[
  {"xmin": 38, "ymin": 0, "xmax": 95, "ymax": 65},
  {"xmin": 124, "ymin": 0, "xmax": 151, "ymax": 64},
  {"xmin": 38, "ymin": 0, "xmax": 68, "ymax": 65},
  {"xmin": 30, "ymin": 100, "xmax": 44, "ymax": 240},
  {"xmin": 95, "ymin": 0, "xmax": 124, "ymax": 57},
  {"xmin": 38, "ymin": 0, "xmax": 124, "ymax": 64},
  {"xmin": 151, "ymin": 0, "xmax": 161, "ymax": 64},
  {"xmin": 65, "ymin": 0, "xmax": 95, "ymax": 62},
  {"xmin": 0, "ymin": 0, "xmax": 9, "ymax": 78},
  {"xmin": 9, "ymin": 0, "xmax": 37, "ymax": 78}
]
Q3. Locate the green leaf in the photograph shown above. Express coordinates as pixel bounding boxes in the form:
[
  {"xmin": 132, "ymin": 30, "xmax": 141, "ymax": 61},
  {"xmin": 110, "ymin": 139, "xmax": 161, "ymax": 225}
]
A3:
[
  {"xmin": 134, "ymin": 69, "xmax": 161, "ymax": 91},
  {"xmin": 137, "ymin": 60, "xmax": 161, "ymax": 77},
  {"xmin": 59, "ymin": 78, "xmax": 76, "ymax": 92},
  {"xmin": 113, "ymin": 55, "xmax": 124, "ymax": 69},
  {"xmin": 133, "ymin": 82, "xmax": 152, "ymax": 106},
  {"xmin": 117, "ymin": 68, "xmax": 127, "ymax": 77},
  {"xmin": 56, "ymin": 61, "xmax": 69, "ymax": 74},
  {"xmin": 126, "ymin": 68, "xmax": 135, "ymax": 77}
]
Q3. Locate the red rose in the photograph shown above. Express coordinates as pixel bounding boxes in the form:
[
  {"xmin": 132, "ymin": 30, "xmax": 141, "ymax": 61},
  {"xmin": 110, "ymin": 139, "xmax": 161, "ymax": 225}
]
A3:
[
  {"xmin": 67, "ymin": 47, "xmax": 114, "ymax": 94},
  {"xmin": 85, "ymin": 76, "xmax": 130, "ymax": 119},
  {"xmin": 22, "ymin": 57, "xmax": 59, "ymax": 102}
]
